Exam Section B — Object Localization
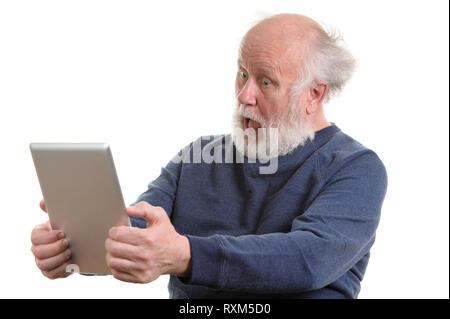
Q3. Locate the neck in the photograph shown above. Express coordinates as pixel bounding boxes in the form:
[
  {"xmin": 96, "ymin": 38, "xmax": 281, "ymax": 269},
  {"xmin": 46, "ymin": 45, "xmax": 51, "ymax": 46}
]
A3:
[{"xmin": 311, "ymin": 106, "xmax": 331, "ymax": 131}]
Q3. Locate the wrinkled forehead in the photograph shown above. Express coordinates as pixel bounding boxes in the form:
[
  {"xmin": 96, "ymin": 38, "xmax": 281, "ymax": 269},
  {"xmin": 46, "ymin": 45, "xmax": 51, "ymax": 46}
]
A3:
[{"xmin": 238, "ymin": 29, "xmax": 309, "ymax": 80}]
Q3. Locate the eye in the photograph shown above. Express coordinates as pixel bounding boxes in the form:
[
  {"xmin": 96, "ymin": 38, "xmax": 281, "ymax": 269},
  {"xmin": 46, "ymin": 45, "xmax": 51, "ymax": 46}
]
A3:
[
  {"xmin": 262, "ymin": 79, "xmax": 270, "ymax": 86},
  {"xmin": 240, "ymin": 71, "xmax": 248, "ymax": 79}
]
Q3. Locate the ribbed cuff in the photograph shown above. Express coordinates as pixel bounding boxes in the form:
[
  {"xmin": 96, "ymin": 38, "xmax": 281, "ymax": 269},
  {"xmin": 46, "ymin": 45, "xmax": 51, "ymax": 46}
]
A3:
[{"xmin": 180, "ymin": 235, "xmax": 225, "ymax": 288}]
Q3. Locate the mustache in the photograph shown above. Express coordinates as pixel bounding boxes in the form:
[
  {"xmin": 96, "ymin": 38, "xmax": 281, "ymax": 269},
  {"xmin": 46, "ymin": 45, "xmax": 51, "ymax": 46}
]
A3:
[{"xmin": 237, "ymin": 105, "xmax": 267, "ymax": 126}]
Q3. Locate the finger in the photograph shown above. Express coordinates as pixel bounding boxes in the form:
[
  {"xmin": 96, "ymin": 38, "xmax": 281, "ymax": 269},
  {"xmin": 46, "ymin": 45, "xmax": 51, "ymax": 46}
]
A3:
[
  {"xmin": 32, "ymin": 238, "xmax": 70, "ymax": 259},
  {"xmin": 40, "ymin": 199, "xmax": 47, "ymax": 212},
  {"xmin": 31, "ymin": 226, "xmax": 64, "ymax": 245},
  {"xmin": 126, "ymin": 204, "xmax": 151, "ymax": 221},
  {"xmin": 111, "ymin": 269, "xmax": 139, "ymax": 283},
  {"xmin": 108, "ymin": 226, "xmax": 146, "ymax": 246},
  {"xmin": 107, "ymin": 255, "xmax": 138, "ymax": 274},
  {"xmin": 126, "ymin": 202, "xmax": 163, "ymax": 225},
  {"xmin": 60, "ymin": 271, "xmax": 73, "ymax": 278},
  {"xmin": 36, "ymin": 248, "xmax": 72, "ymax": 272},
  {"xmin": 43, "ymin": 260, "xmax": 74, "ymax": 280},
  {"xmin": 34, "ymin": 220, "xmax": 52, "ymax": 231},
  {"xmin": 105, "ymin": 238, "xmax": 140, "ymax": 261}
]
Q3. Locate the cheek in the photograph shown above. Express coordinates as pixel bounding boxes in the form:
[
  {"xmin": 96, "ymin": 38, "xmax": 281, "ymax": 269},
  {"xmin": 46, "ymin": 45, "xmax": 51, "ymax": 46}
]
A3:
[
  {"xmin": 295, "ymin": 92, "xmax": 309, "ymax": 113},
  {"xmin": 262, "ymin": 92, "xmax": 289, "ymax": 119}
]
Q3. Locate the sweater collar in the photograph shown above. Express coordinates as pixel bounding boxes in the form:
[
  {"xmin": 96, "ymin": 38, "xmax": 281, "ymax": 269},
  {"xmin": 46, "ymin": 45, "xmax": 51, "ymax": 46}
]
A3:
[{"xmin": 242, "ymin": 123, "xmax": 340, "ymax": 175}]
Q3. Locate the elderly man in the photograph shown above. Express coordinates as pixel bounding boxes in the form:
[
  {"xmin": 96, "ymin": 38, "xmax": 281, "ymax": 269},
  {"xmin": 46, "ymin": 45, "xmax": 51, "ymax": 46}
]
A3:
[{"xmin": 31, "ymin": 13, "xmax": 387, "ymax": 298}]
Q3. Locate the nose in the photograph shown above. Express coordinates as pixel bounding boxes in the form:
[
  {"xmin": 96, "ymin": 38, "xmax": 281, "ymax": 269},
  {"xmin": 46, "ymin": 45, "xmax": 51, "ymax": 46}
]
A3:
[{"xmin": 237, "ymin": 78, "xmax": 257, "ymax": 106}]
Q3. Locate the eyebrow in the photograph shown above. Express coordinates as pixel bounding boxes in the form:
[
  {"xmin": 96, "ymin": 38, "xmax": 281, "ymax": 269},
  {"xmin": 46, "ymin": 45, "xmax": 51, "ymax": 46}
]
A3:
[
  {"xmin": 237, "ymin": 60, "xmax": 278, "ymax": 79},
  {"xmin": 259, "ymin": 65, "xmax": 277, "ymax": 77}
]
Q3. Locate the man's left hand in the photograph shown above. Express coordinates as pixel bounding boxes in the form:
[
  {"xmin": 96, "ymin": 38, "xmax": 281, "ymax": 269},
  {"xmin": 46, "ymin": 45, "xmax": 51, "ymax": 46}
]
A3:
[{"xmin": 105, "ymin": 201, "xmax": 191, "ymax": 283}]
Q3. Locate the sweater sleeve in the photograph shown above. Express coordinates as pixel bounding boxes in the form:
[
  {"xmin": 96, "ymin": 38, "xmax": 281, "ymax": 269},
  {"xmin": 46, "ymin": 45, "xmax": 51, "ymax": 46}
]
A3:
[
  {"xmin": 129, "ymin": 148, "xmax": 184, "ymax": 228},
  {"xmin": 182, "ymin": 151, "xmax": 388, "ymax": 293}
]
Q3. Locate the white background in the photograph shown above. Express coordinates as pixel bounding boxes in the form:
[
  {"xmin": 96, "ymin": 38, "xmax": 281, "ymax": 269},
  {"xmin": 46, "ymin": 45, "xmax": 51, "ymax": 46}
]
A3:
[{"xmin": 0, "ymin": 0, "xmax": 448, "ymax": 299}]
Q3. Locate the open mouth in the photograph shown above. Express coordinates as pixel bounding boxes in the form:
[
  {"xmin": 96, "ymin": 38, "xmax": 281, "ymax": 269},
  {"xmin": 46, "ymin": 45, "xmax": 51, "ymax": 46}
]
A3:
[{"xmin": 243, "ymin": 116, "xmax": 262, "ymax": 130}]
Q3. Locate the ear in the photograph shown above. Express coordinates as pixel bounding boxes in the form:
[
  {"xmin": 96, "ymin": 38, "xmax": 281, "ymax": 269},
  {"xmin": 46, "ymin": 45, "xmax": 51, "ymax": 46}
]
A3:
[{"xmin": 306, "ymin": 82, "xmax": 328, "ymax": 115}]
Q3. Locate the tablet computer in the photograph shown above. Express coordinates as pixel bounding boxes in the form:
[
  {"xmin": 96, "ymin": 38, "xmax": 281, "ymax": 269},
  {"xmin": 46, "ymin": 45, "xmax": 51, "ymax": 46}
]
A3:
[{"xmin": 30, "ymin": 143, "xmax": 130, "ymax": 275}]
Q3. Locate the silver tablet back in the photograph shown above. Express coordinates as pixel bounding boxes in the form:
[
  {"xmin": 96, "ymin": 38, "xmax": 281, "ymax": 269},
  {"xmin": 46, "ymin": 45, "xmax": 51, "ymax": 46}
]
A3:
[{"xmin": 30, "ymin": 143, "xmax": 130, "ymax": 275}]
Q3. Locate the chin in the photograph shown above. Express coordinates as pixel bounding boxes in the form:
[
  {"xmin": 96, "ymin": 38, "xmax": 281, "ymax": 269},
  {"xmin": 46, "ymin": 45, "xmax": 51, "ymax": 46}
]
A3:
[
  {"xmin": 231, "ymin": 106, "xmax": 278, "ymax": 161},
  {"xmin": 231, "ymin": 104, "xmax": 315, "ymax": 160}
]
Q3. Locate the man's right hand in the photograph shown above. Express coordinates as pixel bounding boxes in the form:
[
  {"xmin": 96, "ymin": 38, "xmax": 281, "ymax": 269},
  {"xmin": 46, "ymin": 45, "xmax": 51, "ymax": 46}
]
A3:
[{"xmin": 30, "ymin": 200, "xmax": 73, "ymax": 279}]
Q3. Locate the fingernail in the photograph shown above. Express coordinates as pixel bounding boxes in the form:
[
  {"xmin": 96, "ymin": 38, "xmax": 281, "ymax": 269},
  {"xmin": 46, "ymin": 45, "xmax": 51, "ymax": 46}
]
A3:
[
  {"xmin": 58, "ymin": 232, "xmax": 66, "ymax": 239},
  {"xmin": 63, "ymin": 239, "xmax": 70, "ymax": 247}
]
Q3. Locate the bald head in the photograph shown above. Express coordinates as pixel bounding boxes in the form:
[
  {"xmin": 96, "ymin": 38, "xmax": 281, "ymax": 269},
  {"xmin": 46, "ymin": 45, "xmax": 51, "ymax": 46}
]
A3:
[
  {"xmin": 244, "ymin": 14, "xmax": 325, "ymax": 58},
  {"xmin": 233, "ymin": 13, "xmax": 356, "ymax": 158},
  {"xmin": 239, "ymin": 14, "xmax": 328, "ymax": 86},
  {"xmin": 249, "ymin": 13, "xmax": 325, "ymax": 39},
  {"xmin": 239, "ymin": 13, "xmax": 355, "ymax": 103}
]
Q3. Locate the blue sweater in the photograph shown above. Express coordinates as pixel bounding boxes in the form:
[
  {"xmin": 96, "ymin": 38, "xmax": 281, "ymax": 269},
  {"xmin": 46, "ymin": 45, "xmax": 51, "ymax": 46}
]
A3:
[{"xmin": 130, "ymin": 124, "xmax": 388, "ymax": 298}]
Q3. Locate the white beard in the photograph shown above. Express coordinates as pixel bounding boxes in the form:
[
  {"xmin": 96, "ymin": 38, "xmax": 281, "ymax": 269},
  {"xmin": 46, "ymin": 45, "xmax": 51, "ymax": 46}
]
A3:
[{"xmin": 231, "ymin": 100, "xmax": 315, "ymax": 161}]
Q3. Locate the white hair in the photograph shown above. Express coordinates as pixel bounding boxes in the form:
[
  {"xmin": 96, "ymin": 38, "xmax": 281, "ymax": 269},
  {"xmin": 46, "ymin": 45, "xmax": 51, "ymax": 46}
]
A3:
[
  {"xmin": 231, "ymin": 16, "xmax": 355, "ymax": 160},
  {"xmin": 231, "ymin": 99, "xmax": 314, "ymax": 160},
  {"xmin": 291, "ymin": 25, "xmax": 357, "ymax": 104}
]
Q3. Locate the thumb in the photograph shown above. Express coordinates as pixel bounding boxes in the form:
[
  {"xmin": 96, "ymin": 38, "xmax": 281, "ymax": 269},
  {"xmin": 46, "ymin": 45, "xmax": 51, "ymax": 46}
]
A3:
[
  {"xmin": 126, "ymin": 202, "xmax": 163, "ymax": 227},
  {"xmin": 39, "ymin": 199, "xmax": 47, "ymax": 213}
]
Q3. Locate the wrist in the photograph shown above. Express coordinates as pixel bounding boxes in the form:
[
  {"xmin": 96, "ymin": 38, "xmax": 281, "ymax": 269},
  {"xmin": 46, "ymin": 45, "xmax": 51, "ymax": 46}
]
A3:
[{"xmin": 172, "ymin": 235, "xmax": 192, "ymax": 278}]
